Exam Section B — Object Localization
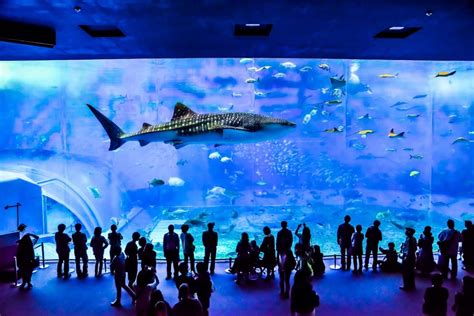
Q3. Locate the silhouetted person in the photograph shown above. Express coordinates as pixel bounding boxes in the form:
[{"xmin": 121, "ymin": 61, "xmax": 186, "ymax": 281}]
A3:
[
  {"xmin": 337, "ymin": 215, "xmax": 355, "ymax": 271},
  {"xmin": 202, "ymin": 222, "xmax": 218, "ymax": 275},
  {"xmin": 438, "ymin": 219, "xmax": 461, "ymax": 279},
  {"xmin": 55, "ymin": 223, "xmax": 71, "ymax": 279},
  {"xmin": 138, "ymin": 237, "xmax": 147, "ymax": 266},
  {"xmin": 175, "ymin": 262, "xmax": 195, "ymax": 292},
  {"xmin": 290, "ymin": 270, "xmax": 320, "ymax": 316},
  {"xmin": 111, "ymin": 247, "xmax": 136, "ymax": 307},
  {"xmin": 249, "ymin": 239, "xmax": 260, "ymax": 267},
  {"xmin": 260, "ymin": 226, "xmax": 276, "ymax": 279},
  {"xmin": 135, "ymin": 268, "xmax": 159, "ymax": 316},
  {"xmin": 163, "ymin": 224, "xmax": 180, "ymax": 280},
  {"xmin": 72, "ymin": 223, "xmax": 88, "ymax": 278},
  {"xmin": 234, "ymin": 232, "xmax": 251, "ymax": 284},
  {"xmin": 452, "ymin": 275, "xmax": 474, "ymax": 316},
  {"xmin": 400, "ymin": 227, "xmax": 417, "ymax": 290},
  {"xmin": 142, "ymin": 243, "xmax": 157, "ymax": 271},
  {"xmin": 295, "ymin": 223, "xmax": 311, "ymax": 253},
  {"xmin": 194, "ymin": 262, "xmax": 213, "ymax": 316},
  {"xmin": 352, "ymin": 224, "xmax": 364, "ymax": 273},
  {"xmin": 172, "ymin": 283, "xmax": 204, "ymax": 316},
  {"xmin": 278, "ymin": 248, "xmax": 296, "ymax": 299},
  {"xmin": 379, "ymin": 242, "xmax": 401, "ymax": 272},
  {"xmin": 90, "ymin": 226, "xmax": 108, "ymax": 277},
  {"xmin": 277, "ymin": 221, "xmax": 293, "ymax": 259},
  {"xmin": 365, "ymin": 220, "xmax": 382, "ymax": 271},
  {"xmin": 181, "ymin": 224, "xmax": 196, "ymax": 273},
  {"xmin": 417, "ymin": 226, "xmax": 435, "ymax": 275},
  {"xmin": 125, "ymin": 231, "xmax": 141, "ymax": 287},
  {"xmin": 423, "ymin": 273, "xmax": 449, "ymax": 316},
  {"xmin": 295, "ymin": 243, "xmax": 313, "ymax": 279},
  {"xmin": 461, "ymin": 220, "xmax": 474, "ymax": 271},
  {"xmin": 310, "ymin": 245, "xmax": 325, "ymax": 277},
  {"xmin": 154, "ymin": 301, "xmax": 169, "ymax": 316},
  {"xmin": 108, "ymin": 224, "xmax": 123, "ymax": 265},
  {"xmin": 148, "ymin": 289, "xmax": 172, "ymax": 316},
  {"xmin": 16, "ymin": 223, "xmax": 39, "ymax": 289}
]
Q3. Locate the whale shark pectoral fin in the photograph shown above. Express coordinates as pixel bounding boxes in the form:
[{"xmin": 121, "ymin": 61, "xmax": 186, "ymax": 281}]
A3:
[
  {"xmin": 139, "ymin": 140, "xmax": 150, "ymax": 147},
  {"xmin": 171, "ymin": 103, "xmax": 197, "ymax": 121}
]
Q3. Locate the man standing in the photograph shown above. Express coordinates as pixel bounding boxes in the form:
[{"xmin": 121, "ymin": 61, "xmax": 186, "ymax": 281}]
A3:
[
  {"xmin": 337, "ymin": 215, "xmax": 355, "ymax": 271},
  {"xmin": 180, "ymin": 224, "xmax": 196, "ymax": 273},
  {"xmin": 365, "ymin": 220, "xmax": 382, "ymax": 271},
  {"xmin": 72, "ymin": 223, "xmax": 88, "ymax": 278},
  {"xmin": 202, "ymin": 223, "xmax": 218, "ymax": 275},
  {"xmin": 461, "ymin": 220, "xmax": 474, "ymax": 271},
  {"xmin": 164, "ymin": 224, "xmax": 180, "ymax": 280},
  {"xmin": 125, "ymin": 231, "xmax": 140, "ymax": 287},
  {"xmin": 438, "ymin": 219, "xmax": 461, "ymax": 279},
  {"xmin": 55, "ymin": 223, "xmax": 72, "ymax": 279},
  {"xmin": 276, "ymin": 221, "xmax": 293, "ymax": 258},
  {"xmin": 400, "ymin": 227, "xmax": 417, "ymax": 290}
]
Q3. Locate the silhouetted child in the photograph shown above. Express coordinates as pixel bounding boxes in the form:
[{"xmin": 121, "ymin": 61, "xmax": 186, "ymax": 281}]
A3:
[
  {"xmin": 295, "ymin": 243, "xmax": 313, "ymax": 279},
  {"xmin": 194, "ymin": 262, "xmax": 213, "ymax": 316},
  {"xmin": 90, "ymin": 226, "xmax": 109, "ymax": 277},
  {"xmin": 142, "ymin": 243, "xmax": 157, "ymax": 271},
  {"xmin": 423, "ymin": 273, "xmax": 449, "ymax": 316},
  {"xmin": 72, "ymin": 223, "xmax": 88, "ymax": 278},
  {"xmin": 175, "ymin": 262, "xmax": 195, "ymax": 293},
  {"xmin": 379, "ymin": 242, "xmax": 402, "ymax": 272},
  {"xmin": 135, "ymin": 267, "xmax": 159, "ymax": 316},
  {"xmin": 351, "ymin": 224, "xmax": 364, "ymax": 273},
  {"xmin": 108, "ymin": 224, "xmax": 123, "ymax": 268},
  {"xmin": 111, "ymin": 247, "xmax": 136, "ymax": 307},
  {"xmin": 250, "ymin": 240, "xmax": 260, "ymax": 267},
  {"xmin": 310, "ymin": 245, "xmax": 325, "ymax": 276},
  {"xmin": 55, "ymin": 223, "xmax": 72, "ymax": 279}
]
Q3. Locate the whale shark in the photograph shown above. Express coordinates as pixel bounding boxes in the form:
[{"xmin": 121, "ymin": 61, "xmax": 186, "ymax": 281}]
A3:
[{"xmin": 87, "ymin": 103, "xmax": 296, "ymax": 151}]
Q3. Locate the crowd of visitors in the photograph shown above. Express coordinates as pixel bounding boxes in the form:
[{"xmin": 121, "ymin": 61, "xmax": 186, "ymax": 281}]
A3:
[{"xmin": 13, "ymin": 216, "xmax": 474, "ymax": 315}]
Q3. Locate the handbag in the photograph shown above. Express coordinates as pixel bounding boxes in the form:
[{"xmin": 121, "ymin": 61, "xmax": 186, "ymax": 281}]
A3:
[{"xmin": 32, "ymin": 256, "xmax": 40, "ymax": 268}]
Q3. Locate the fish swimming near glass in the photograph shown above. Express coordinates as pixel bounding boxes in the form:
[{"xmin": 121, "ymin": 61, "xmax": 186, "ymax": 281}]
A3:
[{"xmin": 87, "ymin": 103, "xmax": 296, "ymax": 151}]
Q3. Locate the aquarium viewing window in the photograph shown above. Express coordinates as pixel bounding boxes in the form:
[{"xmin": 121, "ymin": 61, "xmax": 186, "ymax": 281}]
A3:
[{"xmin": 0, "ymin": 58, "xmax": 472, "ymax": 259}]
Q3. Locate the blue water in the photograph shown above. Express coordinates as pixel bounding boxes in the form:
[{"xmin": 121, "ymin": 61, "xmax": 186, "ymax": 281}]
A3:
[{"xmin": 0, "ymin": 58, "xmax": 473, "ymax": 258}]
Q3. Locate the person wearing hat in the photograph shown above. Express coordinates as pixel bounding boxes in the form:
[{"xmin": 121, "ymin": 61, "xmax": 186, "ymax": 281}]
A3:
[
  {"xmin": 202, "ymin": 223, "xmax": 218, "ymax": 275},
  {"xmin": 16, "ymin": 224, "xmax": 39, "ymax": 289},
  {"xmin": 400, "ymin": 227, "xmax": 417, "ymax": 290}
]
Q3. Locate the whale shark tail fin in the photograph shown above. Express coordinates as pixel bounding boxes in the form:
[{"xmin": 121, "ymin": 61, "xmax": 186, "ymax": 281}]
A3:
[{"xmin": 87, "ymin": 104, "xmax": 125, "ymax": 151}]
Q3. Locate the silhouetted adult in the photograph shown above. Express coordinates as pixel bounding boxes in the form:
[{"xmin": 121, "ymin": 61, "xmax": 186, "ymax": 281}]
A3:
[
  {"xmin": 148, "ymin": 289, "xmax": 172, "ymax": 316},
  {"xmin": 135, "ymin": 268, "xmax": 159, "ymax": 316},
  {"xmin": 72, "ymin": 223, "xmax": 88, "ymax": 278},
  {"xmin": 290, "ymin": 270, "xmax": 320, "ymax": 316},
  {"xmin": 16, "ymin": 224, "xmax": 38, "ymax": 289},
  {"xmin": 417, "ymin": 226, "xmax": 435, "ymax": 275},
  {"xmin": 295, "ymin": 243, "xmax": 313, "ymax": 279},
  {"xmin": 400, "ymin": 227, "xmax": 417, "ymax": 290},
  {"xmin": 202, "ymin": 222, "xmax": 218, "ymax": 275},
  {"xmin": 277, "ymin": 221, "xmax": 293, "ymax": 258},
  {"xmin": 438, "ymin": 219, "xmax": 461, "ymax": 279},
  {"xmin": 194, "ymin": 262, "xmax": 213, "ymax": 316},
  {"xmin": 278, "ymin": 248, "xmax": 296, "ymax": 299},
  {"xmin": 90, "ymin": 226, "xmax": 108, "ymax": 277},
  {"xmin": 379, "ymin": 242, "xmax": 401, "ymax": 272},
  {"xmin": 138, "ymin": 237, "xmax": 147, "ymax": 266},
  {"xmin": 234, "ymin": 232, "xmax": 251, "ymax": 284},
  {"xmin": 365, "ymin": 220, "xmax": 382, "ymax": 271},
  {"xmin": 337, "ymin": 215, "xmax": 355, "ymax": 271},
  {"xmin": 108, "ymin": 224, "xmax": 123, "ymax": 266},
  {"xmin": 175, "ymin": 262, "xmax": 195, "ymax": 292},
  {"xmin": 142, "ymin": 243, "xmax": 157, "ymax": 271},
  {"xmin": 55, "ymin": 223, "xmax": 71, "ymax": 279},
  {"xmin": 164, "ymin": 224, "xmax": 180, "ymax": 280},
  {"xmin": 461, "ymin": 220, "xmax": 474, "ymax": 271},
  {"xmin": 452, "ymin": 276, "xmax": 474, "ymax": 316},
  {"xmin": 172, "ymin": 283, "xmax": 204, "ymax": 316},
  {"xmin": 422, "ymin": 273, "xmax": 449, "ymax": 316},
  {"xmin": 260, "ymin": 226, "xmax": 276, "ymax": 279},
  {"xmin": 181, "ymin": 224, "xmax": 196, "ymax": 273},
  {"xmin": 111, "ymin": 247, "xmax": 136, "ymax": 307},
  {"xmin": 125, "ymin": 231, "xmax": 141, "ymax": 287},
  {"xmin": 352, "ymin": 224, "xmax": 364, "ymax": 273},
  {"xmin": 295, "ymin": 223, "xmax": 311, "ymax": 253}
]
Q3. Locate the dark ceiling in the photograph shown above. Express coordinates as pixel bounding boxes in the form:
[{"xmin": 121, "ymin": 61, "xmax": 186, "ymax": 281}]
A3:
[{"xmin": 1, "ymin": 0, "xmax": 474, "ymax": 61}]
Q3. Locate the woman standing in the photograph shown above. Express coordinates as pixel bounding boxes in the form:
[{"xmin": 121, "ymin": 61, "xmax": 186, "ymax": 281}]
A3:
[
  {"xmin": 417, "ymin": 226, "xmax": 435, "ymax": 275},
  {"xmin": 16, "ymin": 223, "xmax": 39, "ymax": 289},
  {"xmin": 260, "ymin": 226, "xmax": 276, "ymax": 280}
]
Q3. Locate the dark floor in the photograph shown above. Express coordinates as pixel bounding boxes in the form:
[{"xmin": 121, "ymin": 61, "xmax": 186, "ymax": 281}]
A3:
[{"xmin": 0, "ymin": 260, "xmax": 472, "ymax": 316}]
